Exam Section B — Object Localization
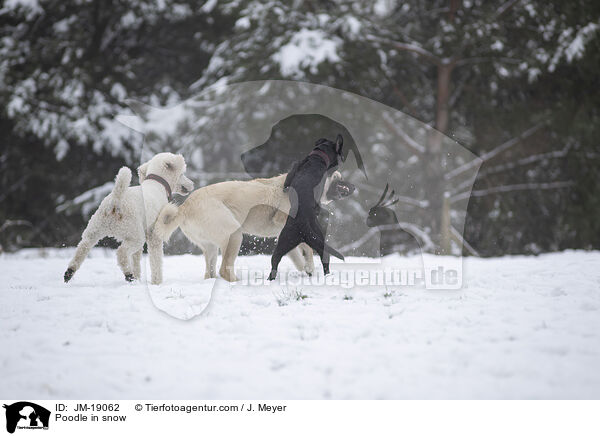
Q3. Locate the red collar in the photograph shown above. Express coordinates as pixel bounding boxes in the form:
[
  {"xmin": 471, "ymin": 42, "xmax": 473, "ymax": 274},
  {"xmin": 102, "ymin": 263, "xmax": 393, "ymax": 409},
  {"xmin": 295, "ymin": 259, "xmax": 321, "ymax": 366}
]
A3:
[
  {"xmin": 309, "ymin": 149, "xmax": 331, "ymax": 167},
  {"xmin": 145, "ymin": 174, "xmax": 172, "ymax": 201}
]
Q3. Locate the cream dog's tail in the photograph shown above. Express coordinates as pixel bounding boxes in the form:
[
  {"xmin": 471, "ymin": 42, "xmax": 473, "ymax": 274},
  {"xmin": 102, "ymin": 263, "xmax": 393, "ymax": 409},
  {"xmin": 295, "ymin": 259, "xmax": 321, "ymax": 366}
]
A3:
[
  {"xmin": 153, "ymin": 203, "xmax": 181, "ymax": 242},
  {"xmin": 112, "ymin": 167, "xmax": 132, "ymax": 202}
]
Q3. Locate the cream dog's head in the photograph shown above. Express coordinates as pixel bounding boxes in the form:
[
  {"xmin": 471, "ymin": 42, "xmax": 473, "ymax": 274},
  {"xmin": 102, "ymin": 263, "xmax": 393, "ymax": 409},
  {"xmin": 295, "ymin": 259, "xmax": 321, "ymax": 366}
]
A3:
[
  {"xmin": 137, "ymin": 152, "xmax": 194, "ymax": 196},
  {"xmin": 320, "ymin": 171, "xmax": 355, "ymax": 205}
]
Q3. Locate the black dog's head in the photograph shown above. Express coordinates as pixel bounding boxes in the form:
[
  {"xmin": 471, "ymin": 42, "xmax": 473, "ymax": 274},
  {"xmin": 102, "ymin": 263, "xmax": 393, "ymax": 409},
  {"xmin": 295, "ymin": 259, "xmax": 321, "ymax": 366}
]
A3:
[{"xmin": 314, "ymin": 134, "xmax": 344, "ymax": 171}]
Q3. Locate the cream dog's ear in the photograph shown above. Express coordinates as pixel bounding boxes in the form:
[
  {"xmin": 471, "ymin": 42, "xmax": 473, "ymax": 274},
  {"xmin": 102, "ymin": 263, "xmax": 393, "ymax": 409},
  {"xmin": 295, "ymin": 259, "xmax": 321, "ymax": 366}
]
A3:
[{"xmin": 138, "ymin": 161, "xmax": 149, "ymax": 182}]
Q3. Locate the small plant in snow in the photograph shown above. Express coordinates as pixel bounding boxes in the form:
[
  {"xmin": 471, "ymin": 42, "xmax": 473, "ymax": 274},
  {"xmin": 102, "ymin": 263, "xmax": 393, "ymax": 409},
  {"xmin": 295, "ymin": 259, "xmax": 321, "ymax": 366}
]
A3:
[{"xmin": 274, "ymin": 287, "xmax": 309, "ymax": 306}]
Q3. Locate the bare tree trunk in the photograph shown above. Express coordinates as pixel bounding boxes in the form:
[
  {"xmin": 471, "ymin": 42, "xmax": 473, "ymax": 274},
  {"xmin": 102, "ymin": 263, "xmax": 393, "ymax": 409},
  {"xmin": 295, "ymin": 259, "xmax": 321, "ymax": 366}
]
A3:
[
  {"xmin": 441, "ymin": 193, "xmax": 452, "ymax": 254},
  {"xmin": 429, "ymin": 62, "xmax": 453, "ymax": 153},
  {"xmin": 426, "ymin": 62, "xmax": 454, "ymax": 254}
]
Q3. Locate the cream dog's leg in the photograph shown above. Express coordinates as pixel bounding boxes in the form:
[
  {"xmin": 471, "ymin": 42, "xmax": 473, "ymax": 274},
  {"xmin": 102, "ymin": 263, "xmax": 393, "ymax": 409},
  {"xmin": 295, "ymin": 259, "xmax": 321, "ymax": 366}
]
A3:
[
  {"xmin": 132, "ymin": 250, "xmax": 142, "ymax": 279},
  {"xmin": 299, "ymin": 243, "xmax": 315, "ymax": 275},
  {"xmin": 199, "ymin": 243, "xmax": 218, "ymax": 279},
  {"xmin": 287, "ymin": 246, "xmax": 307, "ymax": 273},
  {"xmin": 220, "ymin": 229, "xmax": 243, "ymax": 282}
]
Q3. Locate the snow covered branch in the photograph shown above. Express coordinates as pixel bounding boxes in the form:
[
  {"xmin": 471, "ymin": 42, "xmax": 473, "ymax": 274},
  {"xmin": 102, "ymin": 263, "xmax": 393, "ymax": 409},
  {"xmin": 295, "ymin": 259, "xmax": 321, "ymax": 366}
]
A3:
[
  {"xmin": 381, "ymin": 112, "xmax": 426, "ymax": 154},
  {"xmin": 455, "ymin": 56, "xmax": 522, "ymax": 68},
  {"xmin": 450, "ymin": 226, "xmax": 479, "ymax": 256},
  {"xmin": 338, "ymin": 223, "xmax": 434, "ymax": 253},
  {"xmin": 0, "ymin": 220, "xmax": 32, "ymax": 233},
  {"xmin": 450, "ymin": 143, "xmax": 573, "ymax": 194},
  {"xmin": 365, "ymin": 35, "xmax": 442, "ymax": 66},
  {"xmin": 451, "ymin": 181, "xmax": 574, "ymax": 203},
  {"xmin": 448, "ymin": 72, "xmax": 470, "ymax": 107},
  {"xmin": 478, "ymin": 143, "xmax": 572, "ymax": 178},
  {"xmin": 494, "ymin": 0, "xmax": 521, "ymax": 19},
  {"xmin": 445, "ymin": 121, "xmax": 547, "ymax": 181}
]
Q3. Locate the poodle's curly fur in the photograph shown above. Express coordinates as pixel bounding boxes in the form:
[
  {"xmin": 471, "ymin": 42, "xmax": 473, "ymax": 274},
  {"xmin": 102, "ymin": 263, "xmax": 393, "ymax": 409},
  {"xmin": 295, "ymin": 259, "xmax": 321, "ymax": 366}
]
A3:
[{"xmin": 64, "ymin": 152, "xmax": 193, "ymax": 285}]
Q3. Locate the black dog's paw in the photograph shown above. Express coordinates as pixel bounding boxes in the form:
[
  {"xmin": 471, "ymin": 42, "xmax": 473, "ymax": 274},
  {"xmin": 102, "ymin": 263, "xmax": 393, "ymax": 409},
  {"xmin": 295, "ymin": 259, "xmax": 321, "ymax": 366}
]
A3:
[
  {"xmin": 124, "ymin": 273, "xmax": 135, "ymax": 282},
  {"xmin": 268, "ymin": 270, "xmax": 277, "ymax": 281},
  {"xmin": 323, "ymin": 267, "xmax": 330, "ymax": 276},
  {"xmin": 64, "ymin": 268, "xmax": 74, "ymax": 283}
]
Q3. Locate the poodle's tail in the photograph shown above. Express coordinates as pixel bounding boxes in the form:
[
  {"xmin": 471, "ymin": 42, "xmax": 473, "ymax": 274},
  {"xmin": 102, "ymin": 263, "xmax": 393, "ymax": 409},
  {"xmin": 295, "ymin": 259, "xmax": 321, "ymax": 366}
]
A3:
[
  {"xmin": 111, "ymin": 167, "xmax": 132, "ymax": 203},
  {"xmin": 153, "ymin": 203, "xmax": 181, "ymax": 242}
]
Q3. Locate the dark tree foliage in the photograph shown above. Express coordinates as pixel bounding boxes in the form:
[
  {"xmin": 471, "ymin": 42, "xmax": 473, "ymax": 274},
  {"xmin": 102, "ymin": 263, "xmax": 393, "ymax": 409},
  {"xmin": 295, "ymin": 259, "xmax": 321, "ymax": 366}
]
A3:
[{"xmin": 0, "ymin": 0, "xmax": 598, "ymax": 255}]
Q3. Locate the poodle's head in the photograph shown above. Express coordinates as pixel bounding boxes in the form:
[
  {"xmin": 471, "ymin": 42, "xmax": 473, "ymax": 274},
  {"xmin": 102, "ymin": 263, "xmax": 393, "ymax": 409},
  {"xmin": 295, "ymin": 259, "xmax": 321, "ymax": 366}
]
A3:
[{"xmin": 137, "ymin": 152, "xmax": 194, "ymax": 196}]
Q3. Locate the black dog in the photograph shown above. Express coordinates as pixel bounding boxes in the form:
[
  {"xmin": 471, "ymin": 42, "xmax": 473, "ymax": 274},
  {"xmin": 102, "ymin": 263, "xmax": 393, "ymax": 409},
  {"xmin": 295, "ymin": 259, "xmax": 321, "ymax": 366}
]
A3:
[{"xmin": 268, "ymin": 135, "xmax": 347, "ymax": 280}]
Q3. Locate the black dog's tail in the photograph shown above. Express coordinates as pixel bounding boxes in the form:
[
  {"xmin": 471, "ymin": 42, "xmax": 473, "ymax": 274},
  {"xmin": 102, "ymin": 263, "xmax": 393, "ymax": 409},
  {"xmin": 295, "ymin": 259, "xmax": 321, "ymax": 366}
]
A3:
[{"xmin": 323, "ymin": 243, "xmax": 345, "ymax": 260}]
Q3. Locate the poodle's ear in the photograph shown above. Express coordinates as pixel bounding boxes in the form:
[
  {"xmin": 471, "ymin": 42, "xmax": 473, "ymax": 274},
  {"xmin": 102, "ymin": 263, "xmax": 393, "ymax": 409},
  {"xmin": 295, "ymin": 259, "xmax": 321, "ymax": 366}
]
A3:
[{"xmin": 137, "ymin": 161, "xmax": 149, "ymax": 182}]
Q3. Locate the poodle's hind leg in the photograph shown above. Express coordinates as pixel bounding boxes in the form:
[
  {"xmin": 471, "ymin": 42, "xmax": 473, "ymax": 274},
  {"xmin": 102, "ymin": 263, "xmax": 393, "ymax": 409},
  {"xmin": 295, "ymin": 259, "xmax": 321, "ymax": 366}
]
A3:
[
  {"xmin": 64, "ymin": 218, "xmax": 104, "ymax": 282},
  {"xmin": 117, "ymin": 240, "xmax": 142, "ymax": 282},
  {"xmin": 132, "ymin": 249, "xmax": 142, "ymax": 279}
]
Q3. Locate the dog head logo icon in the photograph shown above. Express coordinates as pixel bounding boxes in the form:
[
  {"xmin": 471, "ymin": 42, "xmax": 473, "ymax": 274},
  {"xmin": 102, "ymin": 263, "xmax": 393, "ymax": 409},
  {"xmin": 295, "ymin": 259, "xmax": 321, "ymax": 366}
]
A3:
[{"xmin": 3, "ymin": 402, "xmax": 50, "ymax": 434}]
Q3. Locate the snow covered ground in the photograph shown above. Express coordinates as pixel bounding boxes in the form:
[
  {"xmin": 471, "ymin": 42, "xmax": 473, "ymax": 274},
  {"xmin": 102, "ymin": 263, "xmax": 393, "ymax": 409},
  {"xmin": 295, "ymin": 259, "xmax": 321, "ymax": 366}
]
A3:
[{"xmin": 1, "ymin": 248, "xmax": 599, "ymax": 399}]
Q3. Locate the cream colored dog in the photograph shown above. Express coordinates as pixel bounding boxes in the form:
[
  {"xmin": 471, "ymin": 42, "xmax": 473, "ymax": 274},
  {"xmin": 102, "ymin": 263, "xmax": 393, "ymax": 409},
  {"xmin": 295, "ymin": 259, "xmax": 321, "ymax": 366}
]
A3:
[
  {"xmin": 152, "ymin": 171, "xmax": 347, "ymax": 282},
  {"xmin": 64, "ymin": 152, "xmax": 194, "ymax": 285}
]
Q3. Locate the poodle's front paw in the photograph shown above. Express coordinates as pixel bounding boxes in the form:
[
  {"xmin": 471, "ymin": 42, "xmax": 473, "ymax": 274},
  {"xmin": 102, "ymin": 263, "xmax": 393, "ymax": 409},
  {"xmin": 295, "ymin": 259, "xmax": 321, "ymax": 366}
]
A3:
[
  {"xmin": 64, "ymin": 268, "xmax": 75, "ymax": 283},
  {"xmin": 268, "ymin": 270, "xmax": 277, "ymax": 281}
]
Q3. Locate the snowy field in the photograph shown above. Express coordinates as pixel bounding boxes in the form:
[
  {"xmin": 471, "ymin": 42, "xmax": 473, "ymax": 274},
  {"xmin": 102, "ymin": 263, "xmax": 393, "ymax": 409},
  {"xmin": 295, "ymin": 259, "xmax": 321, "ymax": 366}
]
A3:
[{"xmin": 1, "ymin": 248, "xmax": 599, "ymax": 399}]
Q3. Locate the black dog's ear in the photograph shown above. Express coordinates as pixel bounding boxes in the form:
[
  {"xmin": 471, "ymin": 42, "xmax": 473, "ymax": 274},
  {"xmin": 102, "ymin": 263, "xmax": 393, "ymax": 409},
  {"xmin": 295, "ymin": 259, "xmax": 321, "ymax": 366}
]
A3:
[{"xmin": 335, "ymin": 134, "xmax": 343, "ymax": 154}]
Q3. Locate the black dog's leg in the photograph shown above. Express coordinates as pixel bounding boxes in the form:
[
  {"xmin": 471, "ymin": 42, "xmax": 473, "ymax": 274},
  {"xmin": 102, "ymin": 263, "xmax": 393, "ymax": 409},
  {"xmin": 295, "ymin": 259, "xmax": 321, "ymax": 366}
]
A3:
[
  {"xmin": 300, "ymin": 221, "xmax": 329, "ymax": 275},
  {"xmin": 284, "ymin": 161, "xmax": 300, "ymax": 189},
  {"xmin": 308, "ymin": 217, "xmax": 331, "ymax": 275},
  {"xmin": 269, "ymin": 224, "xmax": 302, "ymax": 281}
]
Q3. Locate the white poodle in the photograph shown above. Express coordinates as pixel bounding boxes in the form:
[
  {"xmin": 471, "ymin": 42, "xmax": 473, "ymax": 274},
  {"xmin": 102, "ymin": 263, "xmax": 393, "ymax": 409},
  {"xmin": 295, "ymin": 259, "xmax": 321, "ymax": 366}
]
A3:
[{"xmin": 64, "ymin": 152, "xmax": 193, "ymax": 285}]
